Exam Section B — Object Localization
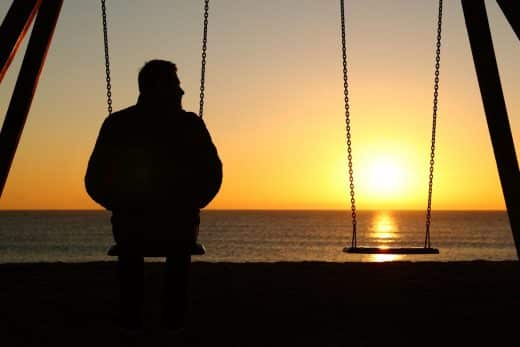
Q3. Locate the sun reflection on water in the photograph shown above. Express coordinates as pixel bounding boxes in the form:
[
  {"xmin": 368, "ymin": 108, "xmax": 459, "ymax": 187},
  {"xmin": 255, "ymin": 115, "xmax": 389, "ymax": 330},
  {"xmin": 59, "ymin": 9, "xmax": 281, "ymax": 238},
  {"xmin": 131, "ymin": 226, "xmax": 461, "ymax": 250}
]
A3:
[
  {"xmin": 368, "ymin": 211, "xmax": 404, "ymax": 262},
  {"xmin": 369, "ymin": 253, "xmax": 402, "ymax": 262},
  {"xmin": 370, "ymin": 212, "xmax": 397, "ymax": 241}
]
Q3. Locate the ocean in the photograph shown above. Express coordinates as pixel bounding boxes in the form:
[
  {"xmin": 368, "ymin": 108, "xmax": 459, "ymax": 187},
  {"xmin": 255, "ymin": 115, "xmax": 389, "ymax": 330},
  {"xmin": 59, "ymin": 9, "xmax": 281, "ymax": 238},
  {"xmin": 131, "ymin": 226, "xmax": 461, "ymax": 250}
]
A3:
[{"xmin": 0, "ymin": 210, "xmax": 517, "ymax": 263}]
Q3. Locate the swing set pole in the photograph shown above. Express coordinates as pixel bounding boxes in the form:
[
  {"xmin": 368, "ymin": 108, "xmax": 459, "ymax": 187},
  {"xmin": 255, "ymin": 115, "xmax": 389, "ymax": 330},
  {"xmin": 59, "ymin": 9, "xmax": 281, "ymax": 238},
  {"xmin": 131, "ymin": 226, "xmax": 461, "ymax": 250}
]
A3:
[
  {"xmin": 0, "ymin": 0, "xmax": 42, "ymax": 83},
  {"xmin": 497, "ymin": 0, "xmax": 520, "ymax": 41},
  {"xmin": 462, "ymin": 0, "xmax": 520, "ymax": 259},
  {"xmin": 0, "ymin": 0, "xmax": 63, "ymax": 197}
]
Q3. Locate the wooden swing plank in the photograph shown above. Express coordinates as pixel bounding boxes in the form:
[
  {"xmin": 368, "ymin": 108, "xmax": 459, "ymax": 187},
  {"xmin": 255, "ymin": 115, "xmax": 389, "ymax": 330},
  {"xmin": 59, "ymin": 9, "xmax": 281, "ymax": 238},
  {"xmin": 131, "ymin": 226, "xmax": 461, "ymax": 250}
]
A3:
[
  {"xmin": 107, "ymin": 243, "xmax": 206, "ymax": 257},
  {"xmin": 343, "ymin": 246, "xmax": 439, "ymax": 255}
]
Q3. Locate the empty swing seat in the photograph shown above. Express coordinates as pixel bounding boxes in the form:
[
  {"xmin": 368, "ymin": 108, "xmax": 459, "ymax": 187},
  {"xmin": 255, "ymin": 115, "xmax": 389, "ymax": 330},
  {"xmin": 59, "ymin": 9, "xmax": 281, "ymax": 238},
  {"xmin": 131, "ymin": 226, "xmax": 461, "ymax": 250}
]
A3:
[
  {"xmin": 343, "ymin": 246, "xmax": 439, "ymax": 255},
  {"xmin": 108, "ymin": 242, "xmax": 206, "ymax": 257},
  {"xmin": 338, "ymin": 0, "xmax": 444, "ymax": 258}
]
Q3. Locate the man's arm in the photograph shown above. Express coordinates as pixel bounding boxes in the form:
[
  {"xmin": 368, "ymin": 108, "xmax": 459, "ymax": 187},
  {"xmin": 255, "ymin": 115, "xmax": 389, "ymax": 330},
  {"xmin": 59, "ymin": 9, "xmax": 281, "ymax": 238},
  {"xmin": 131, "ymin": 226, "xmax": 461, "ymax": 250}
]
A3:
[
  {"xmin": 195, "ymin": 117, "xmax": 223, "ymax": 209},
  {"xmin": 85, "ymin": 117, "xmax": 117, "ymax": 210}
]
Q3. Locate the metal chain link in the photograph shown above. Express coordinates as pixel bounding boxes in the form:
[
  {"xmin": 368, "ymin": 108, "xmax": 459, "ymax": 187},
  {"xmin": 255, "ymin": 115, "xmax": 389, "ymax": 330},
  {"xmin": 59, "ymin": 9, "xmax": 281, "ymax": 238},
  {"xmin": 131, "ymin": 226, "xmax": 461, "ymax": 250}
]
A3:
[
  {"xmin": 340, "ymin": 0, "xmax": 357, "ymax": 248},
  {"xmin": 199, "ymin": 0, "xmax": 209, "ymax": 119},
  {"xmin": 101, "ymin": 0, "xmax": 112, "ymax": 116},
  {"xmin": 425, "ymin": 0, "xmax": 443, "ymax": 248}
]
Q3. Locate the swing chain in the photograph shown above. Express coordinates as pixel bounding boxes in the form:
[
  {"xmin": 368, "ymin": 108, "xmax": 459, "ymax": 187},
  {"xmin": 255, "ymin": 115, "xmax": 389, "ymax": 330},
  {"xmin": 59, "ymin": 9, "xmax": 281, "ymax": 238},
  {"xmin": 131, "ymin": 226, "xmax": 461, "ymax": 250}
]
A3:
[
  {"xmin": 425, "ymin": 0, "xmax": 443, "ymax": 248},
  {"xmin": 101, "ymin": 0, "xmax": 113, "ymax": 116},
  {"xmin": 340, "ymin": 0, "xmax": 357, "ymax": 247},
  {"xmin": 199, "ymin": 0, "xmax": 209, "ymax": 119}
]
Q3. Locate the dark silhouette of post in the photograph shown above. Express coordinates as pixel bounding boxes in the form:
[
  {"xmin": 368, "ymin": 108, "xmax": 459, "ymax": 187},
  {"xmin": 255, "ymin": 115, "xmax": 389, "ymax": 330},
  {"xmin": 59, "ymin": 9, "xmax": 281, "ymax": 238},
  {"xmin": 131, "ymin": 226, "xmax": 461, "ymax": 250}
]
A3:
[
  {"xmin": 0, "ymin": 0, "xmax": 41, "ymax": 82},
  {"xmin": 461, "ymin": 0, "xmax": 520, "ymax": 259},
  {"xmin": 0, "ymin": 0, "xmax": 63, "ymax": 197},
  {"xmin": 497, "ymin": 0, "xmax": 520, "ymax": 41}
]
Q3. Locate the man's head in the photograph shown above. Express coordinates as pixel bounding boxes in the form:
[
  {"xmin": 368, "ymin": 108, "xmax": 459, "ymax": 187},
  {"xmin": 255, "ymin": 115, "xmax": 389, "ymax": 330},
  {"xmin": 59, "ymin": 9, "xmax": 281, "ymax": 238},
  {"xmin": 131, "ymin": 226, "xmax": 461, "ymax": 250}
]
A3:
[{"xmin": 138, "ymin": 59, "xmax": 184, "ymax": 108}]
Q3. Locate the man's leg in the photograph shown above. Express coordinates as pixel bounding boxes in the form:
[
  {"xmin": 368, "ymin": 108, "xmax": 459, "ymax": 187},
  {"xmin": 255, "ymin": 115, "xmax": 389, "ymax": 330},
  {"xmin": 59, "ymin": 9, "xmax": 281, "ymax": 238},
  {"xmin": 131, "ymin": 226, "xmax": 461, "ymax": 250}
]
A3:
[
  {"xmin": 162, "ymin": 254, "xmax": 191, "ymax": 330},
  {"xmin": 117, "ymin": 254, "xmax": 144, "ymax": 331}
]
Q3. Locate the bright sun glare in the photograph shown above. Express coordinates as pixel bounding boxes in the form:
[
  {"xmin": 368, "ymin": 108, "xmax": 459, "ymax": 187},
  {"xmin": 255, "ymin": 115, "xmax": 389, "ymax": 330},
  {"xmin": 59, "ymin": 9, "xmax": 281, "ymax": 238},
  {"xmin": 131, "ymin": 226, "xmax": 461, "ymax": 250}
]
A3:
[{"xmin": 366, "ymin": 158, "xmax": 405, "ymax": 195}]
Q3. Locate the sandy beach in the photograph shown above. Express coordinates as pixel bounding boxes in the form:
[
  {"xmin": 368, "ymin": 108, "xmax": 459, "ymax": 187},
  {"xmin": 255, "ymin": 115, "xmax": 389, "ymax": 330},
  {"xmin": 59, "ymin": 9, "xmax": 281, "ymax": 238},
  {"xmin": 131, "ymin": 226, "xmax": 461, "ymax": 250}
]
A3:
[{"xmin": 2, "ymin": 261, "xmax": 520, "ymax": 346}]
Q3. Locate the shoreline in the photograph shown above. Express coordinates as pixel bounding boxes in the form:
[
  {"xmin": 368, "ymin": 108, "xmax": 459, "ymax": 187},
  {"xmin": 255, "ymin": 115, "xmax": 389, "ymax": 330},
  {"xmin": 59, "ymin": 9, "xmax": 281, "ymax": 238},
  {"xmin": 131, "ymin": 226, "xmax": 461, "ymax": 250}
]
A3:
[{"xmin": 3, "ymin": 260, "xmax": 520, "ymax": 346}]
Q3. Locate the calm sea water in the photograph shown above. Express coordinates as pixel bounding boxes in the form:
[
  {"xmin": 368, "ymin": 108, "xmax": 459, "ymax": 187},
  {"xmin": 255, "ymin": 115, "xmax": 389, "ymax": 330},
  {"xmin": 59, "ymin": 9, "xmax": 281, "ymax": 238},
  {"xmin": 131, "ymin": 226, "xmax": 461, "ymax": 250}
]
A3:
[{"xmin": 0, "ymin": 210, "xmax": 517, "ymax": 263}]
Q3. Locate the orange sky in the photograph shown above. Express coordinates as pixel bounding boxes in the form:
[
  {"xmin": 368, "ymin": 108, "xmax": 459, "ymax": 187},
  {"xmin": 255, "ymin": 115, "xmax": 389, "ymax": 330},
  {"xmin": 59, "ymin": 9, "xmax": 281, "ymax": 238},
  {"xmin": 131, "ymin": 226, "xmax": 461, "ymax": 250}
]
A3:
[{"xmin": 0, "ymin": 0, "xmax": 518, "ymax": 210}]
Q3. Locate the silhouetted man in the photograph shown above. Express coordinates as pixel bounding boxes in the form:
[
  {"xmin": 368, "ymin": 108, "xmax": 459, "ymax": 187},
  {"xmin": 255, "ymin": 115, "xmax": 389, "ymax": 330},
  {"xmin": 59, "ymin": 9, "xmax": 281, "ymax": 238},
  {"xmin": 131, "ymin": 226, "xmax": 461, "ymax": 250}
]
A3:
[{"xmin": 85, "ymin": 59, "xmax": 222, "ymax": 335}]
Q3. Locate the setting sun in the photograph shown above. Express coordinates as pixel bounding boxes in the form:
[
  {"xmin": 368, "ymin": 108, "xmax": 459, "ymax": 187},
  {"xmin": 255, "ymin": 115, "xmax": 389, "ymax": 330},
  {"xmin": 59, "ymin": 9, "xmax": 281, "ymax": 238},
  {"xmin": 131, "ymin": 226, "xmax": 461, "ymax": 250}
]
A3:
[
  {"xmin": 360, "ymin": 156, "xmax": 407, "ymax": 199},
  {"xmin": 367, "ymin": 159, "xmax": 404, "ymax": 194}
]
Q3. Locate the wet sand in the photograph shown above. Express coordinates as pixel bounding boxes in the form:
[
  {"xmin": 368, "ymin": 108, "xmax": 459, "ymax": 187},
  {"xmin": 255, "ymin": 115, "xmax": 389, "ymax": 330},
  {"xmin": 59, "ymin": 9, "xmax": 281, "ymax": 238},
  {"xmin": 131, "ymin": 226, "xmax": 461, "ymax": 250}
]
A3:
[{"xmin": 2, "ymin": 261, "xmax": 520, "ymax": 346}]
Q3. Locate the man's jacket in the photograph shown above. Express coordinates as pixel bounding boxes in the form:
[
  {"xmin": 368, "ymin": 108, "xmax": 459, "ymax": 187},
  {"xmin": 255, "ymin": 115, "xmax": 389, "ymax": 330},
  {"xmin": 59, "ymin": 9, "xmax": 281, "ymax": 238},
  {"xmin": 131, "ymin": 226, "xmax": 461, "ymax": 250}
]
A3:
[{"xmin": 85, "ymin": 98, "xmax": 222, "ymax": 222}]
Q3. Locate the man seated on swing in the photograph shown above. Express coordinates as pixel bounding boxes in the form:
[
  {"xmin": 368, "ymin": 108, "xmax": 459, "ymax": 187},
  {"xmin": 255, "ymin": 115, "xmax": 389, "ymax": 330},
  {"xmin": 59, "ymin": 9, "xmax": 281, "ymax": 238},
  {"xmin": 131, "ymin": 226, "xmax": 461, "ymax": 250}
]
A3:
[{"xmin": 84, "ymin": 59, "xmax": 222, "ymax": 334}]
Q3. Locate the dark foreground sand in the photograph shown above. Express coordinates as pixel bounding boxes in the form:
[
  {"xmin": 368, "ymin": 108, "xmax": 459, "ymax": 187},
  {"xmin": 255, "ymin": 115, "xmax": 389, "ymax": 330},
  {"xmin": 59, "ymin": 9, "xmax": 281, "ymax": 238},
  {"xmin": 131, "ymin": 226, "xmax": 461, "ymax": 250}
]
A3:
[{"xmin": 2, "ymin": 261, "xmax": 520, "ymax": 347}]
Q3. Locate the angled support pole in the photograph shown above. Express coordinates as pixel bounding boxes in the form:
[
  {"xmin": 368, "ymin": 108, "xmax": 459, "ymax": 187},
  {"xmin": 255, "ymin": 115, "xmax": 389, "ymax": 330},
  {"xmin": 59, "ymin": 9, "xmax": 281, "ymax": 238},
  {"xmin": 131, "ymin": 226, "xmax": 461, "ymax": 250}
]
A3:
[
  {"xmin": 0, "ymin": 0, "xmax": 64, "ymax": 197},
  {"xmin": 497, "ymin": 0, "xmax": 520, "ymax": 41},
  {"xmin": 461, "ymin": 0, "xmax": 520, "ymax": 259},
  {"xmin": 0, "ymin": 0, "xmax": 42, "ymax": 83}
]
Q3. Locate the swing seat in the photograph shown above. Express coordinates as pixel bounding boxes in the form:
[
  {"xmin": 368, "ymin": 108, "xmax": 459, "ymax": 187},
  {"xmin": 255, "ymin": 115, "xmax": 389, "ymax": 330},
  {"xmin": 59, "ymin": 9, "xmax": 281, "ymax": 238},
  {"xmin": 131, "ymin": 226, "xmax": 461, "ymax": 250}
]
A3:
[
  {"xmin": 343, "ymin": 246, "xmax": 439, "ymax": 255},
  {"xmin": 107, "ymin": 242, "xmax": 206, "ymax": 257}
]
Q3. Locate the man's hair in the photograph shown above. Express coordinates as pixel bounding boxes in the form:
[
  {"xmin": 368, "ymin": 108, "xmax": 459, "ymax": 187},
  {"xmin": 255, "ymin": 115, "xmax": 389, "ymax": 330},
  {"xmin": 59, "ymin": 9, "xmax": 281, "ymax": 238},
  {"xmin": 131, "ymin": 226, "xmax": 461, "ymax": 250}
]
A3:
[{"xmin": 138, "ymin": 60, "xmax": 177, "ymax": 94}]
